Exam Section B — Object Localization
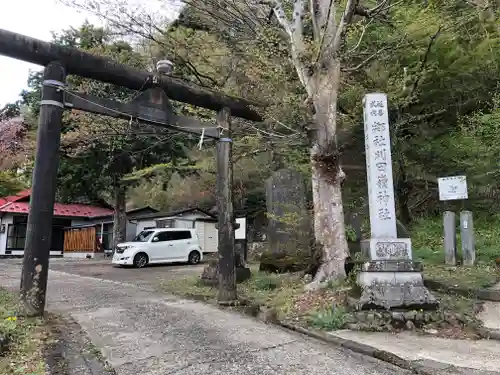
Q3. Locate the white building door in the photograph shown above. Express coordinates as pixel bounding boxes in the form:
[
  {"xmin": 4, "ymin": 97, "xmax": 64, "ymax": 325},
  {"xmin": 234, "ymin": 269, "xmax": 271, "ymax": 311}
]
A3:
[
  {"xmin": 194, "ymin": 221, "xmax": 205, "ymax": 251},
  {"xmin": 203, "ymin": 222, "xmax": 218, "ymax": 253}
]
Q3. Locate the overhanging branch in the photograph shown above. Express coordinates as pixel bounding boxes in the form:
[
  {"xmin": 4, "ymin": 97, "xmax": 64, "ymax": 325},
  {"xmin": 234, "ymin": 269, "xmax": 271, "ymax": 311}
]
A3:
[
  {"xmin": 0, "ymin": 28, "xmax": 263, "ymax": 121},
  {"xmin": 270, "ymin": 0, "xmax": 311, "ymax": 90}
]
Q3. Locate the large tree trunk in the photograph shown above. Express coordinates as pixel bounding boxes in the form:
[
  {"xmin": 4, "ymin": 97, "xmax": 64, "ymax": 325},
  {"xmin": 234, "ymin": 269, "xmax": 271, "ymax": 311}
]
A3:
[
  {"xmin": 112, "ymin": 181, "xmax": 127, "ymax": 251},
  {"xmin": 307, "ymin": 63, "xmax": 349, "ymax": 289}
]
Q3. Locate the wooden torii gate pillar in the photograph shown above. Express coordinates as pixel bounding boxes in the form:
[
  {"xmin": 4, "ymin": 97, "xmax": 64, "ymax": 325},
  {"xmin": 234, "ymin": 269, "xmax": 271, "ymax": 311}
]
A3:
[{"xmin": 0, "ymin": 29, "xmax": 262, "ymax": 316}]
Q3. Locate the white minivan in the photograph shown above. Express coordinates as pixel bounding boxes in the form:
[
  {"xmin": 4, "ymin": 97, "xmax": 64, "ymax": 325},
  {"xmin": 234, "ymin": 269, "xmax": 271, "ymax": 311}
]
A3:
[{"xmin": 112, "ymin": 228, "xmax": 203, "ymax": 268}]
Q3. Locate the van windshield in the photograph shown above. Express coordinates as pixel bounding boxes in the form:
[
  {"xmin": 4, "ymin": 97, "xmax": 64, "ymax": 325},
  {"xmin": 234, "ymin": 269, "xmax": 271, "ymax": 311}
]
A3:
[{"xmin": 132, "ymin": 230, "xmax": 155, "ymax": 242}]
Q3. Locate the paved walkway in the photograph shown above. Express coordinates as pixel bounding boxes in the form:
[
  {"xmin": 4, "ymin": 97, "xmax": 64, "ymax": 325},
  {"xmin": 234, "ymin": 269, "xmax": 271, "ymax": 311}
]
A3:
[
  {"xmin": 0, "ymin": 263, "xmax": 407, "ymax": 375},
  {"xmin": 479, "ymin": 281, "xmax": 500, "ymax": 334},
  {"xmin": 331, "ymin": 330, "xmax": 500, "ymax": 373},
  {"xmin": 329, "ymin": 280, "xmax": 500, "ymax": 374},
  {"xmin": 479, "ymin": 301, "xmax": 500, "ymax": 332}
]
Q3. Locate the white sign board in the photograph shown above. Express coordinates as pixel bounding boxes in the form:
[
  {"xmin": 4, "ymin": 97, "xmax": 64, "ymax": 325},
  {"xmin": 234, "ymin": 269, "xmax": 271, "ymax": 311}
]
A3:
[
  {"xmin": 235, "ymin": 217, "xmax": 246, "ymax": 239},
  {"xmin": 438, "ymin": 176, "xmax": 468, "ymax": 201}
]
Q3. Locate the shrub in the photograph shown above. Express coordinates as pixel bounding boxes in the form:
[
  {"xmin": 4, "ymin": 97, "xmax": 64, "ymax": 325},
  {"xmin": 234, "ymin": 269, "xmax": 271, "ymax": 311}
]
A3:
[
  {"xmin": 308, "ymin": 306, "xmax": 347, "ymax": 330},
  {"xmin": 251, "ymin": 273, "xmax": 281, "ymax": 291}
]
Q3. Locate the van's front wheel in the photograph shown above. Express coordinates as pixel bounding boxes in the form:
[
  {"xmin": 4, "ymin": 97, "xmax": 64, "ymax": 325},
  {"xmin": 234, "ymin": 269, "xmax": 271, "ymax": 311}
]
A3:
[
  {"xmin": 133, "ymin": 253, "xmax": 149, "ymax": 268},
  {"xmin": 188, "ymin": 251, "xmax": 201, "ymax": 265}
]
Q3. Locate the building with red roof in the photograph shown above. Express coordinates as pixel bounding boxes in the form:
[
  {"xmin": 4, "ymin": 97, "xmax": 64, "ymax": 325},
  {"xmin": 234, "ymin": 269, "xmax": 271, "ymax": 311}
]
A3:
[
  {"xmin": 0, "ymin": 190, "xmax": 160, "ymax": 258},
  {"xmin": 0, "ymin": 190, "xmax": 160, "ymax": 257},
  {"xmin": 0, "ymin": 189, "xmax": 117, "ymax": 257}
]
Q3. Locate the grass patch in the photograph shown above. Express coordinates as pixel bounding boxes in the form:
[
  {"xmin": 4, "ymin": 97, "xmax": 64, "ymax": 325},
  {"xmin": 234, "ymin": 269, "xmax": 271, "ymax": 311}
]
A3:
[
  {"xmin": 0, "ymin": 288, "xmax": 48, "ymax": 375},
  {"xmin": 412, "ymin": 215, "xmax": 500, "ymax": 289},
  {"xmin": 159, "ymin": 265, "xmax": 353, "ymax": 329},
  {"xmin": 160, "ymin": 276, "xmax": 217, "ymax": 301},
  {"xmin": 308, "ymin": 306, "xmax": 347, "ymax": 330},
  {"xmin": 412, "ymin": 214, "xmax": 500, "ymax": 264},
  {"xmin": 424, "ymin": 263, "xmax": 499, "ymax": 290},
  {"xmin": 160, "ymin": 268, "xmax": 305, "ymax": 320},
  {"xmin": 424, "ymin": 291, "xmax": 483, "ymax": 339},
  {"xmin": 240, "ymin": 271, "xmax": 304, "ymax": 319}
]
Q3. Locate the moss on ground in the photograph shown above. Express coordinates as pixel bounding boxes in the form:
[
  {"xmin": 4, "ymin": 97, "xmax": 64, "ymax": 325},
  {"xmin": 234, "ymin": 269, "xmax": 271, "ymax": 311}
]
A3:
[
  {"xmin": 423, "ymin": 263, "xmax": 499, "ymax": 290},
  {"xmin": 0, "ymin": 288, "xmax": 50, "ymax": 375}
]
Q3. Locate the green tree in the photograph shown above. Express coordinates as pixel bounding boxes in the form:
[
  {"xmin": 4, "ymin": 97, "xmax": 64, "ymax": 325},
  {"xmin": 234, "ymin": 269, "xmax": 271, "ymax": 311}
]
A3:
[
  {"xmin": 16, "ymin": 22, "xmax": 192, "ymax": 247},
  {"xmin": 66, "ymin": 0, "xmax": 500, "ymax": 281}
]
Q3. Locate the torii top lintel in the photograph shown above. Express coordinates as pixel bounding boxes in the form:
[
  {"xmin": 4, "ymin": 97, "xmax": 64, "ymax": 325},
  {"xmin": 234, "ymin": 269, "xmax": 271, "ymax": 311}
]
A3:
[{"xmin": 0, "ymin": 28, "xmax": 263, "ymax": 122}]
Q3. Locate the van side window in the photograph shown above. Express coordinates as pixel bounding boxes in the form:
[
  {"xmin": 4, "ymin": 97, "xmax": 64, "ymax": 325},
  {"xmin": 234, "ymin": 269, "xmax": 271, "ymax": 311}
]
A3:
[
  {"xmin": 169, "ymin": 231, "xmax": 192, "ymax": 240},
  {"xmin": 155, "ymin": 231, "xmax": 192, "ymax": 241},
  {"xmin": 155, "ymin": 231, "xmax": 171, "ymax": 242}
]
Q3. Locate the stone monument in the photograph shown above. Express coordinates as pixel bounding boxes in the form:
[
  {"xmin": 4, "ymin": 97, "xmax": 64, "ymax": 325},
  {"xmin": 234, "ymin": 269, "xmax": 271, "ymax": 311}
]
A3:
[
  {"xmin": 357, "ymin": 93, "xmax": 437, "ymax": 310},
  {"xmin": 266, "ymin": 168, "xmax": 310, "ymax": 254},
  {"xmin": 260, "ymin": 168, "xmax": 313, "ymax": 273}
]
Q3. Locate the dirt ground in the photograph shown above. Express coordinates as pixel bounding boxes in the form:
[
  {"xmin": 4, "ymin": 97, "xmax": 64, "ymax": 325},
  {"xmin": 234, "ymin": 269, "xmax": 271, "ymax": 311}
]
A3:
[{"xmin": 4, "ymin": 257, "xmax": 206, "ymax": 289}]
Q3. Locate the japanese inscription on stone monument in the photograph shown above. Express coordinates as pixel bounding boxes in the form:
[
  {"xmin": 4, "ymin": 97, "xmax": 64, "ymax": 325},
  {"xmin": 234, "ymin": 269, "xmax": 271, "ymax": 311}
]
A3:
[{"xmin": 363, "ymin": 93, "xmax": 397, "ymax": 239}]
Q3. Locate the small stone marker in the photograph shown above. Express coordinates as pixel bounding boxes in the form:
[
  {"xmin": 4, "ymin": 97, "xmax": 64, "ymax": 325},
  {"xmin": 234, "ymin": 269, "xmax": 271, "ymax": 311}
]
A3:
[
  {"xmin": 358, "ymin": 93, "xmax": 437, "ymax": 310},
  {"xmin": 443, "ymin": 211, "xmax": 457, "ymax": 265},
  {"xmin": 265, "ymin": 168, "xmax": 310, "ymax": 254},
  {"xmin": 460, "ymin": 210, "xmax": 475, "ymax": 266}
]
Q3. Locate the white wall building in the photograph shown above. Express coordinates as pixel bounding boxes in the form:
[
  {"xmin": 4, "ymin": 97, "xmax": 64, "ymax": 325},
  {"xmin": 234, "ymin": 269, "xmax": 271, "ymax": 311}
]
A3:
[{"xmin": 133, "ymin": 208, "xmax": 218, "ymax": 254}]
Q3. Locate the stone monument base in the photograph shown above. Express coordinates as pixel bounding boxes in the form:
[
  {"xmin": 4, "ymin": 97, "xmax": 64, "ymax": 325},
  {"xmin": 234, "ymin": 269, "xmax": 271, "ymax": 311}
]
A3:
[
  {"xmin": 356, "ymin": 260, "xmax": 438, "ymax": 310},
  {"xmin": 200, "ymin": 260, "xmax": 251, "ymax": 286}
]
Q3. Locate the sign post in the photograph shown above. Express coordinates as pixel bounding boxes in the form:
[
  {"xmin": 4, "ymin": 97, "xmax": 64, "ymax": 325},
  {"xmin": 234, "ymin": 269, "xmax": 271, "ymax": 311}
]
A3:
[
  {"xmin": 235, "ymin": 217, "xmax": 247, "ymax": 263},
  {"xmin": 438, "ymin": 175, "xmax": 474, "ymax": 265}
]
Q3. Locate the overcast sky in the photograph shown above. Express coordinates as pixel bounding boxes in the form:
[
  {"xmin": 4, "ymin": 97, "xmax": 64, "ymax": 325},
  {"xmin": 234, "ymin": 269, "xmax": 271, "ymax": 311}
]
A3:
[
  {"xmin": 0, "ymin": 0, "xmax": 180, "ymax": 108},
  {"xmin": 0, "ymin": 0, "xmax": 99, "ymax": 107}
]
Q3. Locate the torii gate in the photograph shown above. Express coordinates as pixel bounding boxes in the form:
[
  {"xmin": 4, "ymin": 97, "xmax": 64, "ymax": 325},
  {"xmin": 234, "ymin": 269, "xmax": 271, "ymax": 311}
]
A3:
[{"xmin": 0, "ymin": 29, "xmax": 262, "ymax": 316}]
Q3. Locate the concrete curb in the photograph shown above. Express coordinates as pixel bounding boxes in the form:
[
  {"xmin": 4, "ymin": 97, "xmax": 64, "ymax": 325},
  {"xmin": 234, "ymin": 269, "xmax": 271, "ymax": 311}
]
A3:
[
  {"xmin": 44, "ymin": 313, "xmax": 116, "ymax": 375},
  {"xmin": 277, "ymin": 321, "xmax": 491, "ymax": 375},
  {"xmin": 479, "ymin": 327, "xmax": 500, "ymax": 341}
]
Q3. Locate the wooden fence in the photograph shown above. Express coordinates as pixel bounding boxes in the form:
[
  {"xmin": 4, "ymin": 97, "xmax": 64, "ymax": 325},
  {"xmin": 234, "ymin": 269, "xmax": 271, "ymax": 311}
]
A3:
[{"xmin": 63, "ymin": 226, "xmax": 98, "ymax": 253}]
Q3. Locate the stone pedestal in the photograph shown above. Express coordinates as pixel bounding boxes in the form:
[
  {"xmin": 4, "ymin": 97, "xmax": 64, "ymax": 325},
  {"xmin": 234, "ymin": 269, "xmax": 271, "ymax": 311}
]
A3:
[
  {"xmin": 356, "ymin": 243, "xmax": 438, "ymax": 310},
  {"xmin": 357, "ymin": 277, "xmax": 438, "ymax": 311}
]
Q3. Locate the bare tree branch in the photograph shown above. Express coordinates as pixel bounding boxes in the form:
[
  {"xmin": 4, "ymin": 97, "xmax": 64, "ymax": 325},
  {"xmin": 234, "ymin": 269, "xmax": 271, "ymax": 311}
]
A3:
[
  {"xmin": 270, "ymin": 0, "xmax": 311, "ymax": 89},
  {"xmin": 310, "ymin": 0, "xmax": 321, "ymax": 39},
  {"xmin": 408, "ymin": 25, "xmax": 442, "ymax": 100},
  {"xmin": 330, "ymin": 0, "xmax": 359, "ymax": 59},
  {"xmin": 343, "ymin": 35, "xmax": 407, "ymax": 72},
  {"xmin": 347, "ymin": 19, "xmax": 373, "ymax": 55}
]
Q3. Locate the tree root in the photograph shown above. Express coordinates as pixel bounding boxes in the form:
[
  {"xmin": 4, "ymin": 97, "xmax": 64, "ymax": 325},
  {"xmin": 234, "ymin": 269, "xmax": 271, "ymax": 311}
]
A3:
[{"xmin": 305, "ymin": 259, "xmax": 346, "ymax": 291}]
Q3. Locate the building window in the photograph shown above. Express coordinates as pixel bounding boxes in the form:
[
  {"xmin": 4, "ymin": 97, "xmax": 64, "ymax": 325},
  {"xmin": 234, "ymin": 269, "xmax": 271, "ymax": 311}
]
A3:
[
  {"xmin": 156, "ymin": 219, "xmax": 174, "ymax": 228},
  {"xmin": 13, "ymin": 215, "xmax": 27, "ymax": 224},
  {"xmin": 6, "ymin": 224, "xmax": 27, "ymax": 250}
]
